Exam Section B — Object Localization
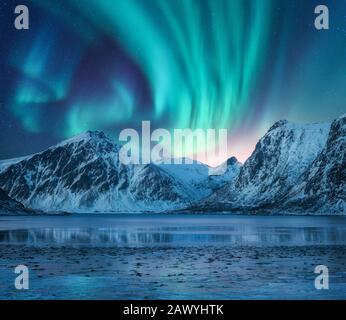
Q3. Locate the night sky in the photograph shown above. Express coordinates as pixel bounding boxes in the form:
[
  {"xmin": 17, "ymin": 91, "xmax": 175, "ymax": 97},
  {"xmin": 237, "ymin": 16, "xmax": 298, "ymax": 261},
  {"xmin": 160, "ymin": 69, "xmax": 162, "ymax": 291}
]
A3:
[{"xmin": 0, "ymin": 0, "xmax": 345, "ymax": 164}]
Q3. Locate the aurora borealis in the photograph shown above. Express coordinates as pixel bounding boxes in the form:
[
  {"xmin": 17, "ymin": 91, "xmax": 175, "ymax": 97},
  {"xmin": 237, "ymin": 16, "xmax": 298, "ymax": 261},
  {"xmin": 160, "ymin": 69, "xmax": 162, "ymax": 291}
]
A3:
[{"xmin": 0, "ymin": 0, "xmax": 346, "ymax": 163}]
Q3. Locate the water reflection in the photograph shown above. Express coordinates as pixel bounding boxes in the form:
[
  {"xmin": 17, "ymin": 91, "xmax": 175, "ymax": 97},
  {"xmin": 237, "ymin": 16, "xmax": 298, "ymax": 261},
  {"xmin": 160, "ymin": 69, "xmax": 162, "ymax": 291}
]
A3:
[{"xmin": 0, "ymin": 224, "xmax": 346, "ymax": 246}]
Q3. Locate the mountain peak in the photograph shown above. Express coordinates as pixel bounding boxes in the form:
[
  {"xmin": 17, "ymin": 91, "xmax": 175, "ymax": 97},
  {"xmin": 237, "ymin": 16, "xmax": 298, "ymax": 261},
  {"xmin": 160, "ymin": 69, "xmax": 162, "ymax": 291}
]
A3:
[
  {"xmin": 69, "ymin": 130, "xmax": 108, "ymax": 142},
  {"xmin": 226, "ymin": 156, "xmax": 239, "ymax": 166},
  {"xmin": 85, "ymin": 130, "xmax": 108, "ymax": 139},
  {"xmin": 55, "ymin": 130, "xmax": 114, "ymax": 148},
  {"xmin": 268, "ymin": 119, "xmax": 289, "ymax": 132}
]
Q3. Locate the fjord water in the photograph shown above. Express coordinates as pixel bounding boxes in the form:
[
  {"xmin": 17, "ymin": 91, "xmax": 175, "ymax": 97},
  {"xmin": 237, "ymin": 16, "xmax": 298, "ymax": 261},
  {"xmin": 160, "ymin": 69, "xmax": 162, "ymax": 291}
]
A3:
[{"xmin": 0, "ymin": 214, "xmax": 346, "ymax": 299}]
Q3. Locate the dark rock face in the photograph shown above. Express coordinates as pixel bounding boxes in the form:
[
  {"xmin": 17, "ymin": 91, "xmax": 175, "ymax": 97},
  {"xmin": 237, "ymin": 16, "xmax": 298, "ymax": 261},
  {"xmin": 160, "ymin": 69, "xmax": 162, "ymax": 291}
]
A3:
[
  {"xmin": 0, "ymin": 187, "xmax": 28, "ymax": 214},
  {"xmin": 226, "ymin": 157, "xmax": 238, "ymax": 167},
  {"xmin": 0, "ymin": 188, "xmax": 23, "ymax": 208}
]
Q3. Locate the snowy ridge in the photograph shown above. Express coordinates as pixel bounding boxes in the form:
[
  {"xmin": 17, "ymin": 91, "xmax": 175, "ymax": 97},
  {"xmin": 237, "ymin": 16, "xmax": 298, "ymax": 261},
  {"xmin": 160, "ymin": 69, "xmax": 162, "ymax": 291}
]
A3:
[
  {"xmin": 158, "ymin": 157, "xmax": 241, "ymax": 200},
  {"xmin": 0, "ymin": 155, "xmax": 31, "ymax": 172}
]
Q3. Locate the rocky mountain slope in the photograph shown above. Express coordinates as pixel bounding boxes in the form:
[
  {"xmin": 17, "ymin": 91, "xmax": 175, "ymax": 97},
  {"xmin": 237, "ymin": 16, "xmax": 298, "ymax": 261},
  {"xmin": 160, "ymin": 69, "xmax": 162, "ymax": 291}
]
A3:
[
  {"xmin": 0, "ymin": 131, "xmax": 240, "ymax": 213},
  {"xmin": 281, "ymin": 114, "xmax": 345, "ymax": 213},
  {"xmin": 0, "ymin": 188, "xmax": 54, "ymax": 215},
  {"xmin": 0, "ymin": 188, "xmax": 25, "ymax": 213}
]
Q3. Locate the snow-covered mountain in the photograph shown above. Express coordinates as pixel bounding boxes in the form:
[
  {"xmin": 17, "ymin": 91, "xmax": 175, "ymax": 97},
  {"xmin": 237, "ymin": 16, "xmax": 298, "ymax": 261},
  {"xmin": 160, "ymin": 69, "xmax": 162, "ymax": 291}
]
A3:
[
  {"xmin": 0, "ymin": 131, "xmax": 239, "ymax": 213},
  {"xmin": 1, "ymin": 116, "xmax": 343, "ymax": 215},
  {"xmin": 282, "ymin": 114, "xmax": 346, "ymax": 213},
  {"xmin": 158, "ymin": 156, "xmax": 241, "ymax": 200},
  {"xmin": 200, "ymin": 119, "xmax": 339, "ymax": 213}
]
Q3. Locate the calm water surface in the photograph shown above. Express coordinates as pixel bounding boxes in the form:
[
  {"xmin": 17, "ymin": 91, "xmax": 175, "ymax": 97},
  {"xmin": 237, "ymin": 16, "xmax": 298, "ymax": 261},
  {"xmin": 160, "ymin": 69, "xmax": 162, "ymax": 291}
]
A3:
[{"xmin": 0, "ymin": 214, "xmax": 345, "ymax": 299}]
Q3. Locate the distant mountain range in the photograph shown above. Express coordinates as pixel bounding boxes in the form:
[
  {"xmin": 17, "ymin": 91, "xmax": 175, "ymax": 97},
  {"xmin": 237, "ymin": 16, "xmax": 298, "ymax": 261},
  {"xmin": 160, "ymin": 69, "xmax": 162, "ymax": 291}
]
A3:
[{"xmin": 0, "ymin": 114, "xmax": 344, "ymax": 215}]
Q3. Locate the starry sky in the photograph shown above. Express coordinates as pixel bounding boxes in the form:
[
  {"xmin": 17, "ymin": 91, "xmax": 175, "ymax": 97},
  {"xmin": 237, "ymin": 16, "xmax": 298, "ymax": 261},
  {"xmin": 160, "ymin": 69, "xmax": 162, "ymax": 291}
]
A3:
[{"xmin": 0, "ymin": 0, "xmax": 345, "ymax": 164}]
